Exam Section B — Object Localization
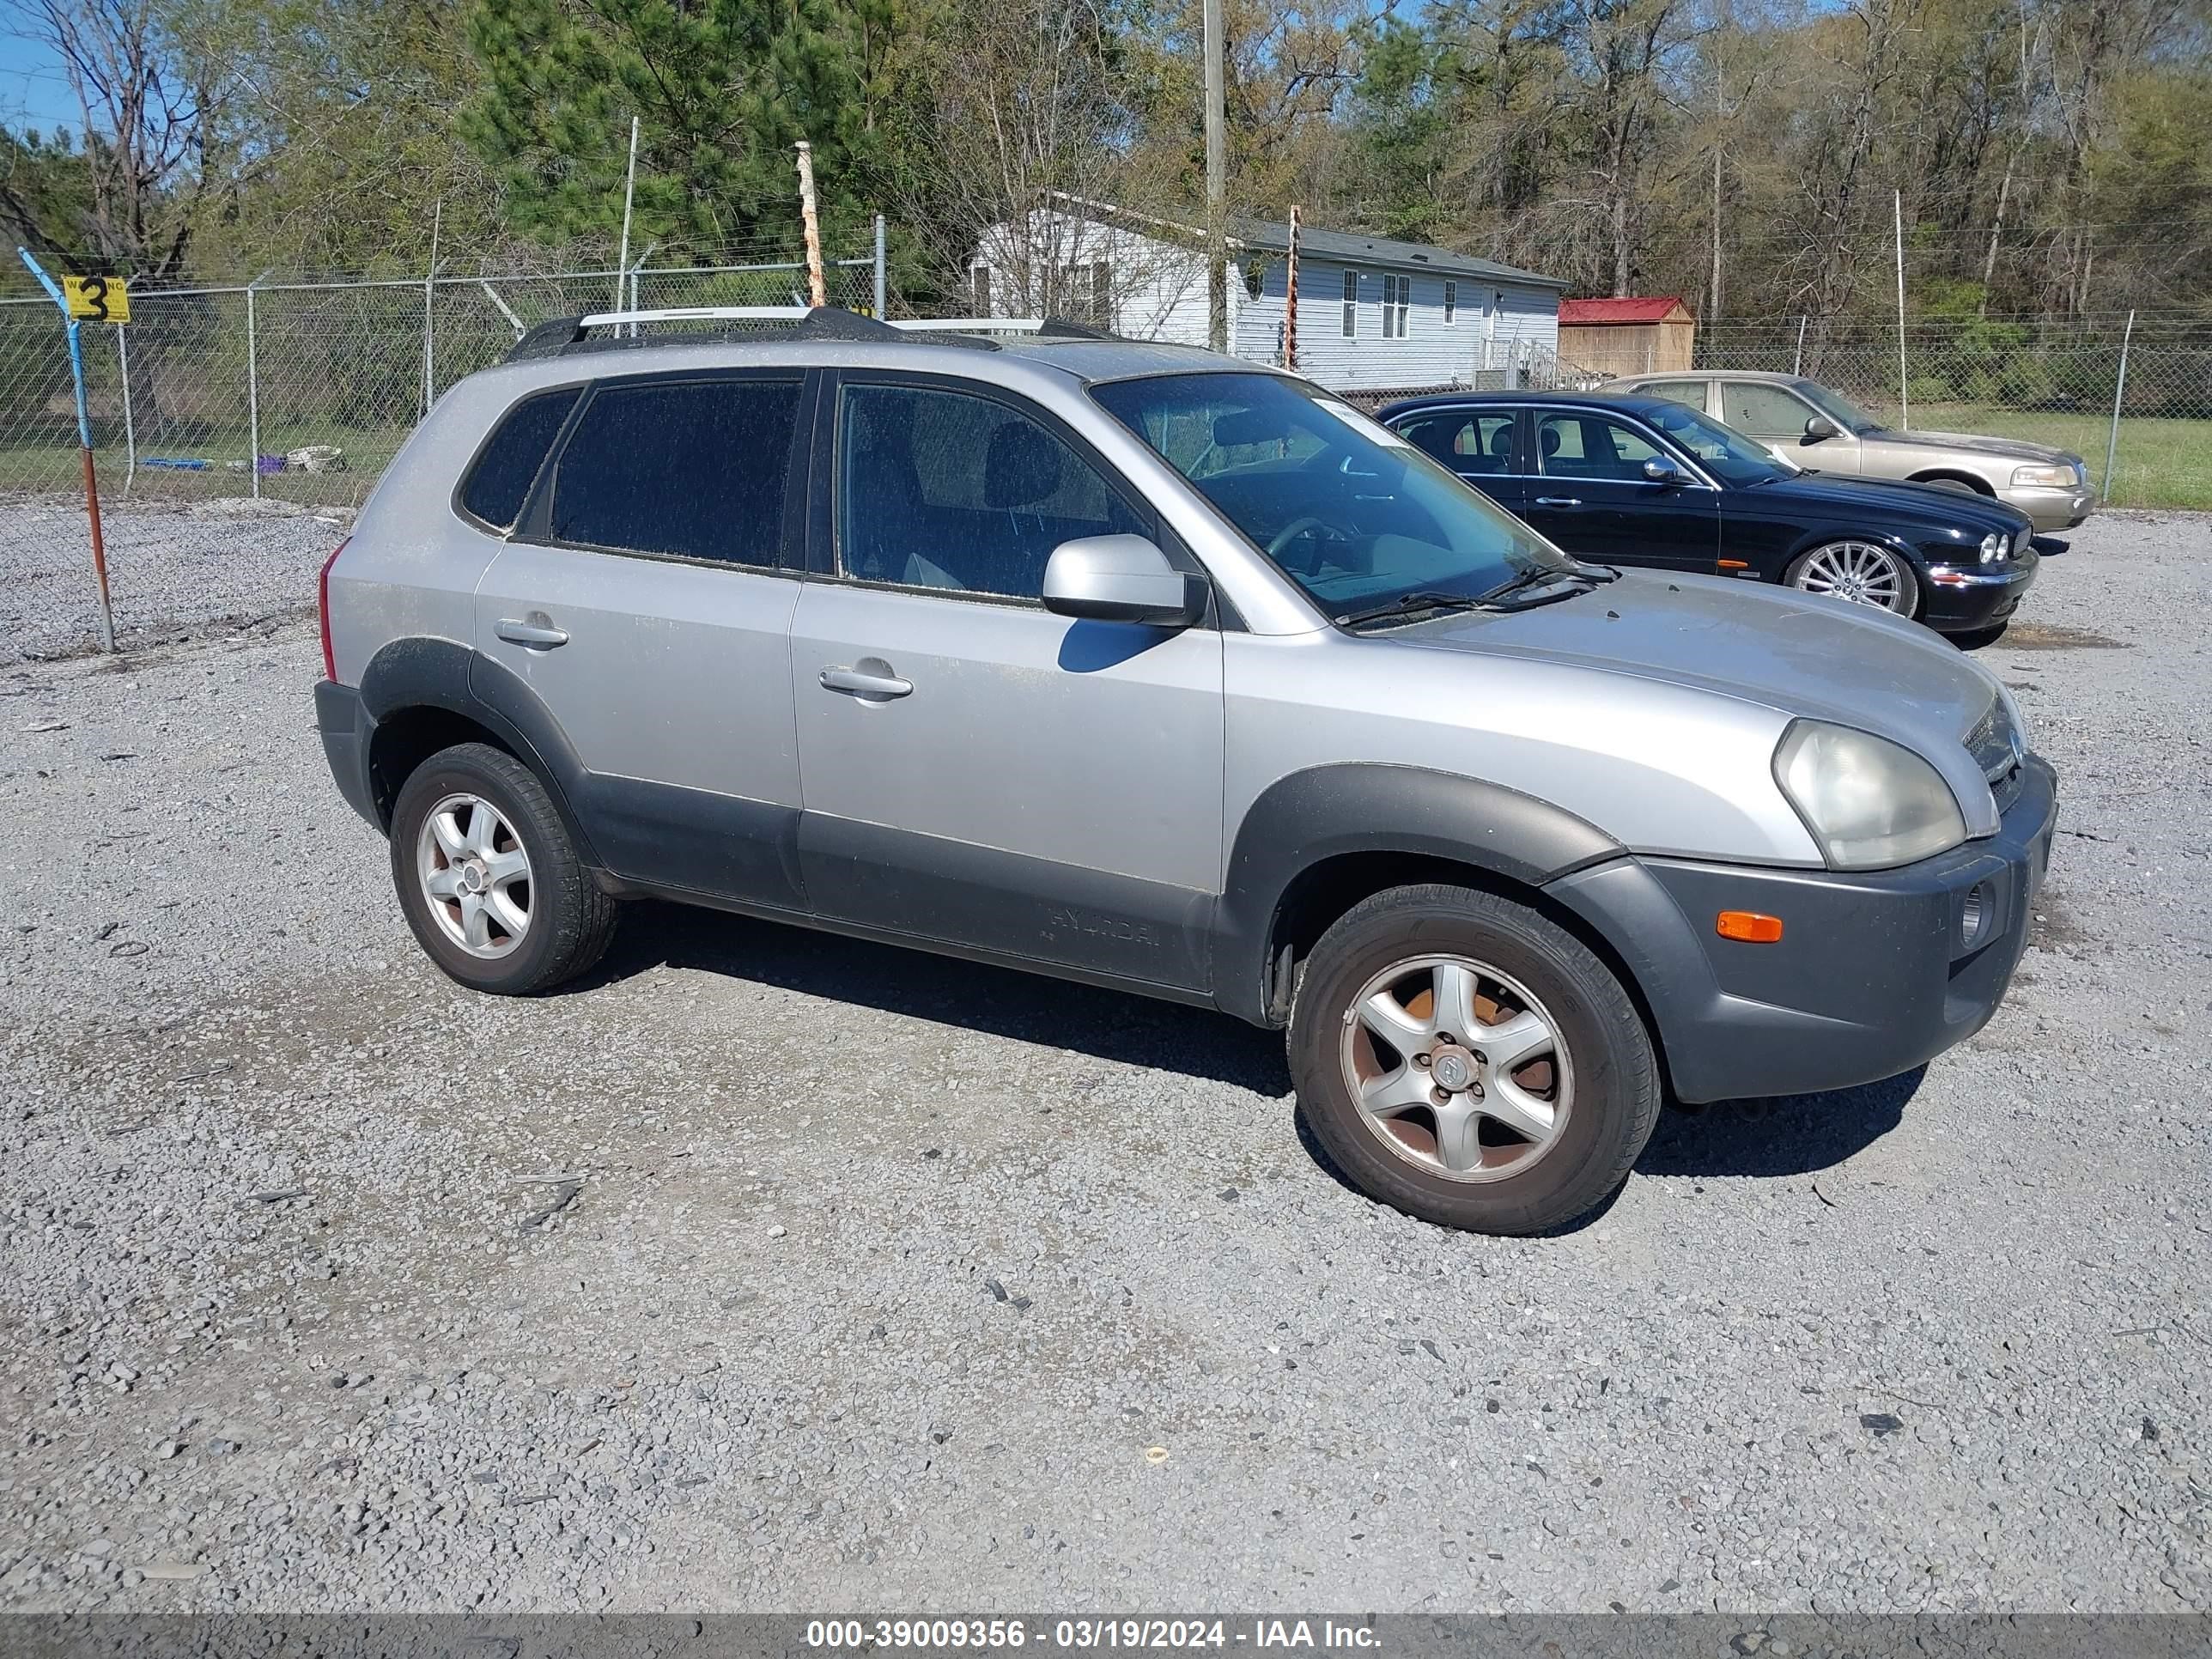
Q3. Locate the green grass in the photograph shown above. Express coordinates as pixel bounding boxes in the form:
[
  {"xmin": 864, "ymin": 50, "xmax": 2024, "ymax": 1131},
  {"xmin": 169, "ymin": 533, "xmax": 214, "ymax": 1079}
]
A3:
[
  {"xmin": 1906, "ymin": 402, "xmax": 2212, "ymax": 512},
  {"xmin": 0, "ymin": 416, "xmax": 403, "ymax": 509}
]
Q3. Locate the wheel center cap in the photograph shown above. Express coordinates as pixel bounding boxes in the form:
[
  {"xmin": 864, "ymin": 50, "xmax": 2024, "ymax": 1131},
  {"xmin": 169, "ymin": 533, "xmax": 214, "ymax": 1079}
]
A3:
[
  {"xmin": 1431, "ymin": 1048, "xmax": 1475, "ymax": 1091},
  {"xmin": 457, "ymin": 860, "xmax": 488, "ymax": 895}
]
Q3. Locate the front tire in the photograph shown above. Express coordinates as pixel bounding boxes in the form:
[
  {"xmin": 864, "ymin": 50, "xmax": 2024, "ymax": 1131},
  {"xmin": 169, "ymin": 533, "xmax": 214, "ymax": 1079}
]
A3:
[
  {"xmin": 389, "ymin": 742, "xmax": 619, "ymax": 994},
  {"xmin": 1787, "ymin": 539, "xmax": 1919, "ymax": 617},
  {"xmin": 1288, "ymin": 884, "xmax": 1661, "ymax": 1235}
]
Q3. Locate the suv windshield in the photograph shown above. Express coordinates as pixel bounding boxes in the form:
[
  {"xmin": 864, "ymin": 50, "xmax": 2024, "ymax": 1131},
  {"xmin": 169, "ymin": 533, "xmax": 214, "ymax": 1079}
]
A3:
[
  {"xmin": 1090, "ymin": 372, "xmax": 1577, "ymax": 621},
  {"xmin": 1643, "ymin": 401, "xmax": 1798, "ymax": 487},
  {"xmin": 1796, "ymin": 380, "xmax": 1883, "ymax": 434}
]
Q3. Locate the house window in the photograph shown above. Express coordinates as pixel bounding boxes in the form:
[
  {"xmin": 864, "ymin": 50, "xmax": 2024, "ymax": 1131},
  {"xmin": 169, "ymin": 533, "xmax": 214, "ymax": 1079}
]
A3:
[
  {"xmin": 1382, "ymin": 275, "xmax": 1411, "ymax": 339},
  {"xmin": 971, "ymin": 265, "xmax": 992, "ymax": 316},
  {"xmin": 1443, "ymin": 281, "xmax": 1457, "ymax": 325},
  {"xmin": 1341, "ymin": 270, "xmax": 1357, "ymax": 338}
]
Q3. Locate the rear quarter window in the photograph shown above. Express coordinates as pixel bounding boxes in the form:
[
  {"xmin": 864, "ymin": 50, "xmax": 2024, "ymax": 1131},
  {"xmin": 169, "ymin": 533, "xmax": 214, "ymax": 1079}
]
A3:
[{"xmin": 458, "ymin": 387, "xmax": 581, "ymax": 530}]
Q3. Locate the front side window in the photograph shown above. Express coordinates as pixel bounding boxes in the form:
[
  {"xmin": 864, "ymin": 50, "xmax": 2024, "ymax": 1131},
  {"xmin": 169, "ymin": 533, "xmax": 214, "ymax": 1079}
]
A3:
[
  {"xmin": 1535, "ymin": 411, "xmax": 1663, "ymax": 480},
  {"xmin": 836, "ymin": 383, "xmax": 1145, "ymax": 599},
  {"xmin": 1341, "ymin": 270, "xmax": 1357, "ymax": 338},
  {"xmin": 1720, "ymin": 380, "xmax": 1820, "ymax": 439},
  {"xmin": 547, "ymin": 379, "xmax": 800, "ymax": 565},
  {"xmin": 1792, "ymin": 379, "xmax": 1884, "ymax": 434},
  {"xmin": 1091, "ymin": 371, "xmax": 1572, "ymax": 621},
  {"xmin": 459, "ymin": 387, "xmax": 580, "ymax": 530}
]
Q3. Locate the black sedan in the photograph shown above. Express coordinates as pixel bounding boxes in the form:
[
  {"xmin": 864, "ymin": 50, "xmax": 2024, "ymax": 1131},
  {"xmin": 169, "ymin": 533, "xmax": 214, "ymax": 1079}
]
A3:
[{"xmin": 1377, "ymin": 391, "xmax": 2038, "ymax": 640}]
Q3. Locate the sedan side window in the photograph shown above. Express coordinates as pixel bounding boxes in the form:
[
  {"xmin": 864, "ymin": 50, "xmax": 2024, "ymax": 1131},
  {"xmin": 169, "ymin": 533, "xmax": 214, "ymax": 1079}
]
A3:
[
  {"xmin": 1535, "ymin": 412, "xmax": 1662, "ymax": 481},
  {"xmin": 837, "ymin": 384, "xmax": 1146, "ymax": 600},
  {"xmin": 1639, "ymin": 380, "xmax": 1710, "ymax": 412},
  {"xmin": 547, "ymin": 379, "xmax": 801, "ymax": 566},
  {"xmin": 1397, "ymin": 411, "xmax": 1520, "ymax": 476},
  {"xmin": 1721, "ymin": 382, "xmax": 1817, "ymax": 439}
]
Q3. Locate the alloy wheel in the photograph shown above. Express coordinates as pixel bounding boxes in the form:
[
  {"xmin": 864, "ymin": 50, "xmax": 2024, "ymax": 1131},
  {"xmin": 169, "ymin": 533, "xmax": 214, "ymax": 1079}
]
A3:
[
  {"xmin": 1338, "ymin": 954, "xmax": 1573, "ymax": 1182},
  {"xmin": 416, "ymin": 792, "xmax": 532, "ymax": 959},
  {"xmin": 1795, "ymin": 540, "xmax": 1911, "ymax": 612}
]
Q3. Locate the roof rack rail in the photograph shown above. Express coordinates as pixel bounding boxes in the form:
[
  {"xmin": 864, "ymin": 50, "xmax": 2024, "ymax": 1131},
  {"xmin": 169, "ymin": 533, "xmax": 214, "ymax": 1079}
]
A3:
[
  {"xmin": 888, "ymin": 316, "xmax": 1117, "ymax": 340},
  {"xmin": 505, "ymin": 303, "xmax": 908, "ymax": 362}
]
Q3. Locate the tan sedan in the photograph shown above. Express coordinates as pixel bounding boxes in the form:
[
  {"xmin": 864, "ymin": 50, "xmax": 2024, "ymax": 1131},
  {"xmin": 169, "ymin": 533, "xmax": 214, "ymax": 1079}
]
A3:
[{"xmin": 1613, "ymin": 370, "xmax": 2098, "ymax": 533}]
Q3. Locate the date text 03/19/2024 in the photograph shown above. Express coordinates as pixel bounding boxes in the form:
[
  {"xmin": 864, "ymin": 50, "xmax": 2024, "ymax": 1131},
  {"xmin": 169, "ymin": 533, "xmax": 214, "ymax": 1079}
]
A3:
[{"xmin": 804, "ymin": 1620, "xmax": 1384, "ymax": 1650}]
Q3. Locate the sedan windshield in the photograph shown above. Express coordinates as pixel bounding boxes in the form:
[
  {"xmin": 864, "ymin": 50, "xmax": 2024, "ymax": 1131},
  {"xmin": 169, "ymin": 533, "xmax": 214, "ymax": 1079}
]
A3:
[
  {"xmin": 1643, "ymin": 401, "xmax": 1798, "ymax": 487},
  {"xmin": 1796, "ymin": 380, "xmax": 1883, "ymax": 434},
  {"xmin": 1089, "ymin": 372, "xmax": 1578, "ymax": 621}
]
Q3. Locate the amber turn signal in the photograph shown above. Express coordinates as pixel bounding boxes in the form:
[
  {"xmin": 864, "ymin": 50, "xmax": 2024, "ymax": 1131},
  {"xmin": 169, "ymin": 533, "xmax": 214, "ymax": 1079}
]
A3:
[{"xmin": 1716, "ymin": 910, "xmax": 1784, "ymax": 943}]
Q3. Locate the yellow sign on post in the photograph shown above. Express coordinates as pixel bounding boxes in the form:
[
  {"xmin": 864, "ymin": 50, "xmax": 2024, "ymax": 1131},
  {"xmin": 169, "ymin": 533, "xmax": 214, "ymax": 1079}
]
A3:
[{"xmin": 61, "ymin": 275, "xmax": 129, "ymax": 323}]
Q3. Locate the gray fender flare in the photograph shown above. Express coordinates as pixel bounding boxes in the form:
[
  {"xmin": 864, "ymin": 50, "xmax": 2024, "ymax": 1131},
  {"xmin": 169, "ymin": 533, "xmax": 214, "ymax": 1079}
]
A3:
[
  {"xmin": 1213, "ymin": 763, "xmax": 1624, "ymax": 1025},
  {"xmin": 356, "ymin": 636, "xmax": 602, "ymax": 866}
]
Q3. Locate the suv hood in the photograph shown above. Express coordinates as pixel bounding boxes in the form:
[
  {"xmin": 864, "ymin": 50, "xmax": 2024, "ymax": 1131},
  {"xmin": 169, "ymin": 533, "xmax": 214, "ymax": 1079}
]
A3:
[
  {"xmin": 1390, "ymin": 572, "xmax": 2001, "ymax": 806},
  {"xmin": 1868, "ymin": 426, "xmax": 2079, "ymax": 466}
]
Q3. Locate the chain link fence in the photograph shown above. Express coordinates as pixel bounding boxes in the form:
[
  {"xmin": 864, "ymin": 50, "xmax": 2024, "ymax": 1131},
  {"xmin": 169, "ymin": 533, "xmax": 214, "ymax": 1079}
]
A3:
[
  {"xmin": 1694, "ymin": 315, "xmax": 2212, "ymax": 511},
  {"xmin": 0, "ymin": 246, "xmax": 881, "ymax": 659},
  {"xmin": 0, "ymin": 251, "xmax": 881, "ymax": 511}
]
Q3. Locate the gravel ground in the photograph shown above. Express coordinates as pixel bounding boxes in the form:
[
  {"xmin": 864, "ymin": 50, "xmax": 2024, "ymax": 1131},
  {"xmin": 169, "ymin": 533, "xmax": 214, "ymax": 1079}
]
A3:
[
  {"xmin": 0, "ymin": 513, "xmax": 2208, "ymax": 1615},
  {"xmin": 0, "ymin": 494, "xmax": 348, "ymax": 666}
]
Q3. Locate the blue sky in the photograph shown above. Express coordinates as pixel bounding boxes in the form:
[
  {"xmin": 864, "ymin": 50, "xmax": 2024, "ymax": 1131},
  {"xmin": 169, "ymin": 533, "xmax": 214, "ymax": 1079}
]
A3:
[{"xmin": 0, "ymin": 27, "xmax": 85, "ymax": 137}]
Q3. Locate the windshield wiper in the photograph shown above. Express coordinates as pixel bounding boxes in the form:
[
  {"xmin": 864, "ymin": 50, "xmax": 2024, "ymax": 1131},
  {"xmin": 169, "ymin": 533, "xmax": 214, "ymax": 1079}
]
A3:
[
  {"xmin": 1477, "ymin": 564, "xmax": 1599, "ymax": 605},
  {"xmin": 1334, "ymin": 589, "xmax": 1494, "ymax": 628}
]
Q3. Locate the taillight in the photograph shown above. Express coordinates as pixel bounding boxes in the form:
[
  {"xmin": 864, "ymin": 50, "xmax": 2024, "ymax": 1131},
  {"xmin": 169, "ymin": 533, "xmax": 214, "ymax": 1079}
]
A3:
[{"xmin": 317, "ymin": 538, "xmax": 349, "ymax": 681}]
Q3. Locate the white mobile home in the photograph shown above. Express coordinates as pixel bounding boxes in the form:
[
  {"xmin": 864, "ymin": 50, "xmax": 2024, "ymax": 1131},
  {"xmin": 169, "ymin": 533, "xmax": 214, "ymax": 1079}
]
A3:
[{"xmin": 969, "ymin": 201, "xmax": 1568, "ymax": 393}]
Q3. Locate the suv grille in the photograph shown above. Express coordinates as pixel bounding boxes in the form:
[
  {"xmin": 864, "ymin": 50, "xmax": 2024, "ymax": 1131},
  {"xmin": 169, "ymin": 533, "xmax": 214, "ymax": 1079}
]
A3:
[{"xmin": 1966, "ymin": 699, "xmax": 2025, "ymax": 812}]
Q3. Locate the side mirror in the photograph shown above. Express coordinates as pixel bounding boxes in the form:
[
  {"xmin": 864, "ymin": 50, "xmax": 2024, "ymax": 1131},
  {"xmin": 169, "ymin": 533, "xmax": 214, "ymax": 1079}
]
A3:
[
  {"xmin": 1803, "ymin": 415, "xmax": 1840, "ymax": 441},
  {"xmin": 1642, "ymin": 455, "xmax": 1689, "ymax": 485},
  {"xmin": 1042, "ymin": 535, "xmax": 1207, "ymax": 628}
]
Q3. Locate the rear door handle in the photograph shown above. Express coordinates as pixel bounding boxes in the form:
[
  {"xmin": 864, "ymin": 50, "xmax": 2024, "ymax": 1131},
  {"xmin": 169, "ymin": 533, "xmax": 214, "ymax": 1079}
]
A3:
[
  {"xmin": 495, "ymin": 617, "xmax": 569, "ymax": 648},
  {"xmin": 1534, "ymin": 495, "xmax": 1583, "ymax": 508},
  {"xmin": 820, "ymin": 665, "xmax": 913, "ymax": 699}
]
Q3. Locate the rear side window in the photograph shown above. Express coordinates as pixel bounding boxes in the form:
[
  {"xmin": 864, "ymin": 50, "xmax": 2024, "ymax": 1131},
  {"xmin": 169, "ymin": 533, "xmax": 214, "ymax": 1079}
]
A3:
[
  {"xmin": 547, "ymin": 378, "xmax": 802, "ymax": 566},
  {"xmin": 459, "ymin": 387, "xmax": 580, "ymax": 530}
]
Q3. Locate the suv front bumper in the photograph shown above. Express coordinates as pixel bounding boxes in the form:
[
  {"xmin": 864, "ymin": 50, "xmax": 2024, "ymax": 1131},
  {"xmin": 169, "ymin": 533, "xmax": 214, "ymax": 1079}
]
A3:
[{"xmin": 1547, "ymin": 755, "xmax": 2057, "ymax": 1103}]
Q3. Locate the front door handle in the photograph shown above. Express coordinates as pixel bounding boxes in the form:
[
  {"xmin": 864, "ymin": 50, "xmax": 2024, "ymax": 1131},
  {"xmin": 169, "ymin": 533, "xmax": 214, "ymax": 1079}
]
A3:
[
  {"xmin": 1534, "ymin": 495, "xmax": 1583, "ymax": 508},
  {"xmin": 496, "ymin": 617, "xmax": 569, "ymax": 648},
  {"xmin": 820, "ymin": 665, "xmax": 914, "ymax": 700}
]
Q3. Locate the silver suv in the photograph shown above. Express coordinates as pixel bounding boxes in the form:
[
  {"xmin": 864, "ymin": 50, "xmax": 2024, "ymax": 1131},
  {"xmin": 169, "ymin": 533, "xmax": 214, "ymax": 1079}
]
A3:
[{"xmin": 315, "ymin": 308, "xmax": 2058, "ymax": 1236}]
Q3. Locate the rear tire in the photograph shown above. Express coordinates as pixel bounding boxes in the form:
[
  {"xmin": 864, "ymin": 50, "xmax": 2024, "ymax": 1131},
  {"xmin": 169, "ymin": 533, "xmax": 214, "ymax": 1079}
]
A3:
[
  {"xmin": 1287, "ymin": 884, "xmax": 1661, "ymax": 1235},
  {"xmin": 389, "ymin": 742, "xmax": 619, "ymax": 995}
]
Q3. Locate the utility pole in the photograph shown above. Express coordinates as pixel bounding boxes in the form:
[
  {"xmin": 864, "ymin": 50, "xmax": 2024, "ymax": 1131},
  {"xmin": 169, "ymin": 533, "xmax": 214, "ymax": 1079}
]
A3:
[
  {"xmin": 615, "ymin": 116, "xmax": 640, "ymax": 315},
  {"xmin": 1284, "ymin": 205, "xmax": 1301, "ymax": 370},
  {"xmin": 796, "ymin": 142, "xmax": 827, "ymax": 307},
  {"xmin": 1708, "ymin": 10, "xmax": 1724, "ymax": 326},
  {"xmin": 1203, "ymin": 0, "xmax": 1227, "ymax": 353}
]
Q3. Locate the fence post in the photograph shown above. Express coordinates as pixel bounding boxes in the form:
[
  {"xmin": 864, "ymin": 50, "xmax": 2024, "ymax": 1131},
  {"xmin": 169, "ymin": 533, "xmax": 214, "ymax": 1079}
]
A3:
[
  {"xmin": 15, "ymin": 247, "xmax": 116, "ymax": 652},
  {"xmin": 1893, "ymin": 188, "xmax": 1909, "ymax": 429},
  {"xmin": 873, "ymin": 214, "xmax": 887, "ymax": 319},
  {"xmin": 246, "ymin": 282, "xmax": 262, "ymax": 501},
  {"xmin": 117, "ymin": 325, "xmax": 135, "ymax": 497},
  {"xmin": 2103, "ymin": 308, "xmax": 2135, "ymax": 504},
  {"xmin": 1793, "ymin": 314, "xmax": 1807, "ymax": 376},
  {"xmin": 422, "ymin": 200, "xmax": 442, "ymax": 420}
]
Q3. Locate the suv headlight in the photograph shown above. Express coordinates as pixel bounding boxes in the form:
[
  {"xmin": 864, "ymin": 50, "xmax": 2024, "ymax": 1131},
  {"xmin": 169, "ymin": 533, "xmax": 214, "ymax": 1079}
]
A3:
[
  {"xmin": 1978, "ymin": 532, "xmax": 2007, "ymax": 563},
  {"xmin": 1773, "ymin": 720, "xmax": 1968, "ymax": 870},
  {"xmin": 2012, "ymin": 464, "xmax": 2071, "ymax": 488}
]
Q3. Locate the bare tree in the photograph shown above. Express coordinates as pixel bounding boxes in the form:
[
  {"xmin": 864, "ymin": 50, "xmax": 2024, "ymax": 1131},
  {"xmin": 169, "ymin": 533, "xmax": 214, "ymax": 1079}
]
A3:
[
  {"xmin": 0, "ymin": 0, "xmax": 227, "ymax": 275},
  {"xmin": 897, "ymin": 0, "xmax": 1204, "ymax": 323}
]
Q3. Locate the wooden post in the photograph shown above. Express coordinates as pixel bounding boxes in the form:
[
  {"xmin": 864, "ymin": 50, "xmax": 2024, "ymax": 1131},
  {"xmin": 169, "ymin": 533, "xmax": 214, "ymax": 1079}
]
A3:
[
  {"xmin": 1284, "ymin": 207, "xmax": 1301, "ymax": 370},
  {"xmin": 796, "ymin": 142, "xmax": 828, "ymax": 308}
]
